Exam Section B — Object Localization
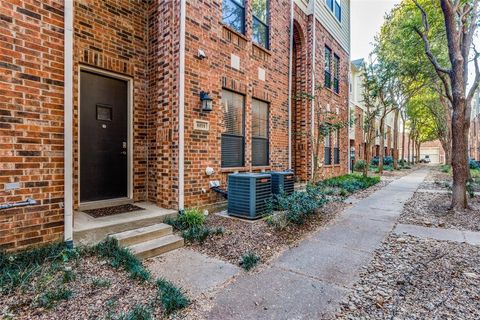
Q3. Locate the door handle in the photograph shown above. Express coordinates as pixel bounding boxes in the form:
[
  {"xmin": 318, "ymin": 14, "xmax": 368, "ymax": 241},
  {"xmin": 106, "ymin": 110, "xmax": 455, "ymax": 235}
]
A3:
[{"xmin": 121, "ymin": 151, "xmax": 127, "ymax": 155}]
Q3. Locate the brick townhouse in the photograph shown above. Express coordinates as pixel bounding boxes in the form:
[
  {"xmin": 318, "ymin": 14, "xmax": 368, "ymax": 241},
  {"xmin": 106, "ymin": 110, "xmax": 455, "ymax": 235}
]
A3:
[
  {"xmin": 0, "ymin": 0, "xmax": 350, "ymax": 251},
  {"xmin": 349, "ymin": 58, "xmax": 399, "ymax": 168}
]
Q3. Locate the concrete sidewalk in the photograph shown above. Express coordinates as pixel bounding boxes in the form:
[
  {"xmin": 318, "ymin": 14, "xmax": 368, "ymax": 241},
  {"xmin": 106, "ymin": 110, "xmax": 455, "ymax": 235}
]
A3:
[
  {"xmin": 395, "ymin": 223, "xmax": 480, "ymax": 245},
  {"xmin": 206, "ymin": 169, "xmax": 429, "ymax": 320}
]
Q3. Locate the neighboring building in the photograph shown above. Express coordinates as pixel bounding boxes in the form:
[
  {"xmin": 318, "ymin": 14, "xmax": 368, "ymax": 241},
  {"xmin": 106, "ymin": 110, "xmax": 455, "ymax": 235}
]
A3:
[
  {"xmin": 1, "ymin": 0, "xmax": 350, "ymax": 251},
  {"xmin": 348, "ymin": 58, "xmax": 399, "ymax": 169},
  {"xmin": 469, "ymin": 91, "xmax": 480, "ymax": 160}
]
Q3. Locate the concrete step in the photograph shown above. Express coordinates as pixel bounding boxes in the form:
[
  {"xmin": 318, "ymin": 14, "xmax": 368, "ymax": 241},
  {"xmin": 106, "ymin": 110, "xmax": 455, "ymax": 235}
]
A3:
[
  {"xmin": 129, "ymin": 235, "xmax": 184, "ymax": 260},
  {"xmin": 111, "ymin": 223, "xmax": 173, "ymax": 246}
]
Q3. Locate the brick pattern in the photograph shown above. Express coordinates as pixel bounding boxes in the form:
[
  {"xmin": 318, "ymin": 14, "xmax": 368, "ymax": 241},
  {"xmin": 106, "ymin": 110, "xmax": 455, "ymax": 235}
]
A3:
[
  {"xmin": 1, "ymin": 0, "xmax": 353, "ymax": 251},
  {"xmin": 0, "ymin": 1, "xmax": 65, "ymax": 251},
  {"xmin": 73, "ymin": 0, "xmax": 150, "ymax": 207}
]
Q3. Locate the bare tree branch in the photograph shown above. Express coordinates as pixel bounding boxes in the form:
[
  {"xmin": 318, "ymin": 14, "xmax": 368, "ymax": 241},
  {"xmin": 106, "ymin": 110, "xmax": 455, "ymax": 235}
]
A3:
[{"xmin": 467, "ymin": 45, "xmax": 480, "ymax": 104}]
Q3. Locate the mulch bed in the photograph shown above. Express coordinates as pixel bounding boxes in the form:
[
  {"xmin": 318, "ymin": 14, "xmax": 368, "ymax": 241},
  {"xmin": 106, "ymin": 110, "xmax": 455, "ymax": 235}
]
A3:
[
  {"xmin": 399, "ymin": 191, "xmax": 480, "ymax": 231},
  {"xmin": 187, "ymin": 201, "xmax": 348, "ymax": 266},
  {"xmin": 336, "ymin": 234, "xmax": 480, "ymax": 319},
  {"xmin": 1, "ymin": 255, "xmax": 162, "ymax": 320},
  {"xmin": 83, "ymin": 204, "xmax": 145, "ymax": 218}
]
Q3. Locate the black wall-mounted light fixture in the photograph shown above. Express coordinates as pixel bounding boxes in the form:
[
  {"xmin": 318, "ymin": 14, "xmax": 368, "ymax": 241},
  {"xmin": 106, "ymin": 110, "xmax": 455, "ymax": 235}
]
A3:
[{"xmin": 200, "ymin": 91, "xmax": 213, "ymax": 112}]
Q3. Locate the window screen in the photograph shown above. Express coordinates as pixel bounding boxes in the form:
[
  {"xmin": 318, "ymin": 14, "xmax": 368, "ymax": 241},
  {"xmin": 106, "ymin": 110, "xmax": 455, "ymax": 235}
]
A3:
[
  {"xmin": 221, "ymin": 90, "xmax": 245, "ymax": 167},
  {"xmin": 334, "ymin": 128, "xmax": 340, "ymax": 164},
  {"xmin": 252, "ymin": 99, "xmax": 269, "ymax": 166}
]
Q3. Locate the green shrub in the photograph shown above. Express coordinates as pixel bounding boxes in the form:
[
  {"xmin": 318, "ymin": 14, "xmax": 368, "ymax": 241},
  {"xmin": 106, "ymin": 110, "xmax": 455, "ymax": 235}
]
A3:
[
  {"xmin": 94, "ymin": 237, "xmax": 151, "ymax": 282},
  {"xmin": 320, "ymin": 174, "xmax": 380, "ymax": 194},
  {"xmin": 239, "ymin": 251, "xmax": 260, "ymax": 271},
  {"xmin": 0, "ymin": 243, "xmax": 76, "ymax": 294},
  {"xmin": 181, "ymin": 226, "xmax": 223, "ymax": 243},
  {"xmin": 470, "ymin": 159, "xmax": 480, "ymax": 170},
  {"xmin": 265, "ymin": 212, "xmax": 289, "ymax": 231},
  {"xmin": 164, "ymin": 208, "xmax": 205, "ymax": 231},
  {"xmin": 273, "ymin": 186, "xmax": 327, "ymax": 224},
  {"xmin": 92, "ymin": 278, "xmax": 111, "ymax": 288},
  {"xmin": 114, "ymin": 304, "xmax": 153, "ymax": 320},
  {"xmin": 440, "ymin": 164, "xmax": 451, "ymax": 173},
  {"xmin": 156, "ymin": 278, "xmax": 189, "ymax": 314},
  {"xmin": 62, "ymin": 268, "xmax": 76, "ymax": 283},
  {"xmin": 353, "ymin": 160, "xmax": 366, "ymax": 172},
  {"xmin": 37, "ymin": 287, "xmax": 73, "ymax": 309}
]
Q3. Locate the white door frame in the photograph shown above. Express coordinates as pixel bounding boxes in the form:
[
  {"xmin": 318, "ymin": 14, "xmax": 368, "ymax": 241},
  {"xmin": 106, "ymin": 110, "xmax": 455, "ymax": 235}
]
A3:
[{"xmin": 78, "ymin": 65, "xmax": 134, "ymax": 208}]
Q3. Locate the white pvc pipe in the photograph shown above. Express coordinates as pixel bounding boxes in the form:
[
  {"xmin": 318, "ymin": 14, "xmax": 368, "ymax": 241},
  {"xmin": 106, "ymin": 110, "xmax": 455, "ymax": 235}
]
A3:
[
  {"xmin": 63, "ymin": 0, "xmax": 74, "ymax": 246},
  {"xmin": 178, "ymin": 0, "xmax": 186, "ymax": 212},
  {"xmin": 287, "ymin": 0, "xmax": 294, "ymax": 170},
  {"xmin": 310, "ymin": 1, "xmax": 316, "ymax": 179}
]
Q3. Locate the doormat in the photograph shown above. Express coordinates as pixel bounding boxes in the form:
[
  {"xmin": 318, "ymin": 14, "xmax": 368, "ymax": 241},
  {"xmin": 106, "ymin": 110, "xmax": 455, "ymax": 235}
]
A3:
[{"xmin": 84, "ymin": 204, "xmax": 145, "ymax": 218}]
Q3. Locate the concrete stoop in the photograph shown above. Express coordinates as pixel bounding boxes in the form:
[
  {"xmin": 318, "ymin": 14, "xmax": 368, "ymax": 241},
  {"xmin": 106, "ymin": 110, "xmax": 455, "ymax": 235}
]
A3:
[{"xmin": 111, "ymin": 224, "xmax": 184, "ymax": 260}]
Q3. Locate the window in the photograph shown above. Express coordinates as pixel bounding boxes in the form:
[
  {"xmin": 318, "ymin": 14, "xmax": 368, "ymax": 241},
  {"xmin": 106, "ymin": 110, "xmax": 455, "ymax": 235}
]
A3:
[
  {"xmin": 333, "ymin": 54, "xmax": 340, "ymax": 94},
  {"xmin": 326, "ymin": 0, "xmax": 334, "ymax": 11},
  {"xmin": 252, "ymin": 99, "xmax": 269, "ymax": 166},
  {"xmin": 326, "ymin": 0, "xmax": 341, "ymax": 22},
  {"xmin": 221, "ymin": 90, "xmax": 245, "ymax": 167},
  {"xmin": 252, "ymin": 0, "xmax": 270, "ymax": 49},
  {"xmin": 334, "ymin": 0, "xmax": 342, "ymax": 22},
  {"xmin": 334, "ymin": 128, "xmax": 340, "ymax": 164},
  {"xmin": 222, "ymin": 0, "xmax": 245, "ymax": 34},
  {"xmin": 324, "ymin": 128, "xmax": 332, "ymax": 165},
  {"xmin": 324, "ymin": 47, "xmax": 332, "ymax": 89}
]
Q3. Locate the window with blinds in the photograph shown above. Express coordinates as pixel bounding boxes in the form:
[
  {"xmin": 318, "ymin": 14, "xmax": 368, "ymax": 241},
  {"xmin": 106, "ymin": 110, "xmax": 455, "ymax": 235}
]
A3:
[
  {"xmin": 334, "ymin": 128, "xmax": 340, "ymax": 164},
  {"xmin": 325, "ymin": 47, "xmax": 332, "ymax": 89},
  {"xmin": 221, "ymin": 90, "xmax": 245, "ymax": 167},
  {"xmin": 252, "ymin": 99, "xmax": 269, "ymax": 166},
  {"xmin": 324, "ymin": 128, "xmax": 332, "ymax": 165}
]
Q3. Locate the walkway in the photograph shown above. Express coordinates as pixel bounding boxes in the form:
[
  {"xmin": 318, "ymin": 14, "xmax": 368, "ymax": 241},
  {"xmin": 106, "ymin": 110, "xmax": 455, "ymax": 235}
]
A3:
[
  {"xmin": 206, "ymin": 169, "xmax": 429, "ymax": 319},
  {"xmin": 395, "ymin": 223, "xmax": 480, "ymax": 245}
]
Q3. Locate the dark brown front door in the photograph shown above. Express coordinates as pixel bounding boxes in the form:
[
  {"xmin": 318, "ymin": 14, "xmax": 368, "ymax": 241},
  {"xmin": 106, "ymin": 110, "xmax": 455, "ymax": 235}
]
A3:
[{"xmin": 80, "ymin": 71, "xmax": 128, "ymax": 203}]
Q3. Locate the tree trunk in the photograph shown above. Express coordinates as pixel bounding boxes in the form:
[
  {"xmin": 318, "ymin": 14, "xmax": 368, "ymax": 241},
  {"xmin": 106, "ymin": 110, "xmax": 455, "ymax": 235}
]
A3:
[
  {"xmin": 401, "ymin": 115, "xmax": 406, "ymax": 164},
  {"xmin": 393, "ymin": 109, "xmax": 400, "ymax": 169},
  {"xmin": 407, "ymin": 133, "xmax": 411, "ymax": 164},
  {"xmin": 451, "ymin": 97, "xmax": 469, "ymax": 209},
  {"xmin": 378, "ymin": 117, "xmax": 386, "ymax": 174}
]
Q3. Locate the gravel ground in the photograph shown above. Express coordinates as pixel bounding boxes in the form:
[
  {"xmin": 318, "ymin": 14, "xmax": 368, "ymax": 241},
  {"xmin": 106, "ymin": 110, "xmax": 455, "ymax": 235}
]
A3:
[
  {"xmin": 399, "ymin": 191, "xmax": 480, "ymax": 231},
  {"xmin": 1, "ymin": 255, "xmax": 162, "ymax": 320},
  {"xmin": 336, "ymin": 234, "xmax": 480, "ymax": 320},
  {"xmin": 187, "ymin": 201, "xmax": 348, "ymax": 265}
]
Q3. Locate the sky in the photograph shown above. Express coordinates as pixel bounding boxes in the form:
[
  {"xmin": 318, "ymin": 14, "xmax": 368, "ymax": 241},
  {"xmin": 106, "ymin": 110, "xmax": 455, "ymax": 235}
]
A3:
[
  {"xmin": 350, "ymin": 0, "xmax": 478, "ymax": 87},
  {"xmin": 350, "ymin": 0, "xmax": 401, "ymax": 60}
]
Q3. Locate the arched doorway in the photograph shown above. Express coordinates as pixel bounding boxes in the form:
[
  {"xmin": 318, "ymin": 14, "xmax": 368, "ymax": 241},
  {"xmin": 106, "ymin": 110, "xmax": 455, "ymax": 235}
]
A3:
[{"xmin": 291, "ymin": 22, "xmax": 308, "ymax": 181}]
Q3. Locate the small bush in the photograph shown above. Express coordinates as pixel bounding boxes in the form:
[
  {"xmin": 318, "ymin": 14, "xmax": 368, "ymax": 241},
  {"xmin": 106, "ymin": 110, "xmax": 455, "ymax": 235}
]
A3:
[
  {"xmin": 92, "ymin": 278, "xmax": 111, "ymax": 288},
  {"xmin": 156, "ymin": 278, "xmax": 189, "ymax": 314},
  {"xmin": 265, "ymin": 212, "xmax": 289, "ymax": 231},
  {"xmin": 371, "ymin": 156, "xmax": 393, "ymax": 166},
  {"xmin": 94, "ymin": 237, "xmax": 151, "ymax": 282},
  {"xmin": 0, "ymin": 243, "xmax": 75, "ymax": 294},
  {"xmin": 181, "ymin": 226, "xmax": 223, "ymax": 243},
  {"xmin": 273, "ymin": 186, "xmax": 327, "ymax": 224},
  {"xmin": 469, "ymin": 159, "xmax": 480, "ymax": 170},
  {"xmin": 62, "ymin": 268, "xmax": 76, "ymax": 283},
  {"xmin": 440, "ymin": 165, "xmax": 451, "ymax": 173},
  {"xmin": 37, "ymin": 287, "xmax": 73, "ymax": 309},
  {"xmin": 164, "ymin": 208, "xmax": 205, "ymax": 231},
  {"xmin": 320, "ymin": 174, "xmax": 380, "ymax": 194},
  {"xmin": 115, "ymin": 304, "xmax": 153, "ymax": 320},
  {"xmin": 353, "ymin": 160, "xmax": 366, "ymax": 172},
  {"xmin": 239, "ymin": 251, "xmax": 260, "ymax": 271}
]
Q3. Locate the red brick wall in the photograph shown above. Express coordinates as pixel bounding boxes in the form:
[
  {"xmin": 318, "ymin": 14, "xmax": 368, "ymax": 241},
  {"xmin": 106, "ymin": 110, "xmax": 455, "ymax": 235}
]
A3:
[
  {"xmin": 73, "ymin": 0, "xmax": 150, "ymax": 208},
  {"xmin": 0, "ymin": 1, "xmax": 65, "ymax": 251},
  {"xmin": 311, "ymin": 17, "xmax": 349, "ymax": 179},
  {"xmin": 148, "ymin": 0, "xmax": 180, "ymax": 209}
]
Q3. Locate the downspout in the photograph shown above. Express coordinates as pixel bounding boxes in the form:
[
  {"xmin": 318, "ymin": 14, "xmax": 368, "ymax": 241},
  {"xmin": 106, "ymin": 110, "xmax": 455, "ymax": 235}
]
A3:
[
  {"xmin": 310, "ymin": 0, "xmax": 316, "ymax": 179},
  {"xmin": 287, "ymin": 0, "xmax": 294, "ymax": 170},
  {"xmin": 64, "ymin": 0, "xmax": 74, "ymax": 247},
  {"xmin": 178, "ymin": 0, "xmax": 186, "ymax": 213}
]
